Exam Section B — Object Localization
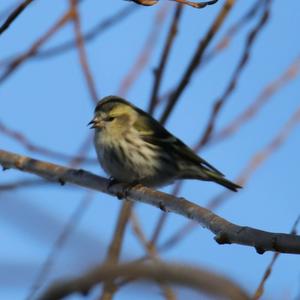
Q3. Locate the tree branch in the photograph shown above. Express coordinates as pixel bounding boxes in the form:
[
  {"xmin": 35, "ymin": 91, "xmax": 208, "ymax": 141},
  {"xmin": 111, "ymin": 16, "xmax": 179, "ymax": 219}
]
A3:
[
  {"xmin": 0, "ymin": 0, "xmax": 34, "ymax": 35},
  {"xmin": 1, "ymin": 149, "xmax": 300, "ymax": 254},
  {"xmin": 38, "ymin": 262, "xmax": 249, "ymax": 300}
]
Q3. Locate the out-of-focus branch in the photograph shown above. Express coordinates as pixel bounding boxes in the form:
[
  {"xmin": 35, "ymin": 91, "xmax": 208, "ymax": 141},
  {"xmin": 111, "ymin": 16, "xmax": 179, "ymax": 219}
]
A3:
[
  {"xmin": 38, "ymin": 262, "xmax": 249, "ymax": 300},
  {"xmin": 117, "ymin": 4, "xmax": 169, "ymax": 96},
  {"xmin": 35, "ymin": 6, "xmax": 137, "ymax": 59},
  {"xmin": 69, "ymin": 0, "xmax": 99, "ymax": 103},
  {"xmin": 205, "ymin": 0, "xmax": 263, "ymax": 58},
  {"xmin": 25, "ymin": 193, "xmax": 94, "ymax": 300},
  {"xmin": 0, "ymin": 9, "xmax": 72, "ymax": 83},
  {"xmin": 1, "ymin": 149, "xmax": 300, "ymax": 254},
  {"xmin": 0, "ymin": 0, "xmax": 34, "ymax": 35},
  {"xmin": 211, "ymin": 54, "xmax": 300, "ymax": 146},
  {"xmin": 1, "ymin": 6, "xmax": 138, "ymax": 64},
  {"xmin": 253, "ymin": 216, "xmax": 300, "ymax": 300},
  {"xmin": 208, "ymin": 105, "xmax": 300, "ymax": 209},
  {"xmin": 0, "ymin": 178, "xmax": 45, "ymax": 191},
  {"xmin": 148, "ymin": 4, "xmax": 183, "ymax": 115},
  {"xmin": 0, "ymin": 121, "xmax": 96, "ymax": 163},
  {"xmin": 197, "ymin": 0, "xmax": 271, "ymax": 148},
  {"xmin": 160, "ymin": 0, "xmax": 235, "ymax": 125},
  {"xmin": 99, "ymin": 201, "xmax": 132, "ymax": 300},
  {"xmin": 130, "ymin": 214, "xmax": 177, "ymax": 300}
]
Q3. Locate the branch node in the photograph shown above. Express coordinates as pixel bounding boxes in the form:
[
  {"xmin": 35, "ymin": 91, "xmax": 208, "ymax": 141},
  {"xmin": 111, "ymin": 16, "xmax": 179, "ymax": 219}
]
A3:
[
  {"xmin": 255, "ymin": 246, "xmax": 265, "ymax": 255},
  {"xmin": 159, "ymin": 202, "xmax": 168, "ymax": 212},
  {"xmin": 214, "ymin": 232, "xmax": 231, "ymax": 244}
]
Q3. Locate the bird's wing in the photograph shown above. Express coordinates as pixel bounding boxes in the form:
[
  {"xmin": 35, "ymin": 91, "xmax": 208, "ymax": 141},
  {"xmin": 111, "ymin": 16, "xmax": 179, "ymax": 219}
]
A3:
[{"xmin": 133, "ymin": 111, "xmax": 224, "ymax": 176}]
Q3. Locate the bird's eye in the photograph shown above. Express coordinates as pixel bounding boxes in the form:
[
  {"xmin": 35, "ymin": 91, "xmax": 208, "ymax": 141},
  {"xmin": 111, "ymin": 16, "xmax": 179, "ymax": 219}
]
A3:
[{"xmin": 107, "ymin": 116, "xmax": 115, "ymax": 122}]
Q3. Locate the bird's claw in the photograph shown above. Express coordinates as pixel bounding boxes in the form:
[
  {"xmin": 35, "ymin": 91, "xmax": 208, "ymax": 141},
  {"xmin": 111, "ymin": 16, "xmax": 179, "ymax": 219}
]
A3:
[{"xmin": 107, "ymin": 178, "xmax": 139, "ymax": 200}]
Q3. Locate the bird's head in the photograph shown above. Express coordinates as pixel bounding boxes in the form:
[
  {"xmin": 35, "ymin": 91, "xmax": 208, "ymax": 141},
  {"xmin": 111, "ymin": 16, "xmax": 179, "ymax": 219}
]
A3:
[{"xmin": 88, "ymin": 96, "xmax": 138, "ymax": 133}]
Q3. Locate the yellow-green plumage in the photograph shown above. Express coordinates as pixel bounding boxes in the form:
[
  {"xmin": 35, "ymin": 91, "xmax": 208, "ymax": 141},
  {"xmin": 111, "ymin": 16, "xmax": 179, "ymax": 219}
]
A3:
[{"xmin": 89, "ymin": 96, "xmax": 241, "ymax": 192}]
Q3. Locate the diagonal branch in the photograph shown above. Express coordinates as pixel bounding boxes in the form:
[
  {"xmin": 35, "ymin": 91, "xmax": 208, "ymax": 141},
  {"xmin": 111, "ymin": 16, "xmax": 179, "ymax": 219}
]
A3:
[
  {"xmin": 0, "ymin": 0, "xmax": 34, "ymax": 35},
  {"xmin": 0, "ymin": 9, "xmax": 72, "ymax": 84},
  {"xmin": 1, "ymin": 149, "xmax": 300, "ymax": 254},
  {"xmin": 69, "ymin": 0, "xmax": 99, "ymax": 103},
  {"xmin": 197, "ymin": 0, "xmax": 271, "ymax": 147},
  {"xmin": 148, "ymin": 4, "xmax": 183, "ymax": 115},
  {"xmin": 160, "ymin": 0, "xmax": 235, "ymax": 125}
]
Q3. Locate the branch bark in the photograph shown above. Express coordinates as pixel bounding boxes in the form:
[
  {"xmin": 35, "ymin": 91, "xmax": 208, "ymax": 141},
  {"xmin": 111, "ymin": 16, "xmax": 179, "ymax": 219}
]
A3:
[{"xmin": 1, "ymin": 149, "xmax": 300, "ymax": 255}]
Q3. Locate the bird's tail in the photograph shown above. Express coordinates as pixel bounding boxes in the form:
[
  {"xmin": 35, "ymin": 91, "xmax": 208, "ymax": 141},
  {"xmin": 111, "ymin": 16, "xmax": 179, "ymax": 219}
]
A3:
[{"xmin": 204, "ymin": 170, "xmax": 242, "ymax": 192}]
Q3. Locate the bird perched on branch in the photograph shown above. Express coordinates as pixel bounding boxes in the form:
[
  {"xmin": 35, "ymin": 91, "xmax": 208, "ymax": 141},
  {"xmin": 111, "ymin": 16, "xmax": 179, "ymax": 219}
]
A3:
[{"xmin": 89, "ymin": 96, "xmax": 241, "ymax": 192}]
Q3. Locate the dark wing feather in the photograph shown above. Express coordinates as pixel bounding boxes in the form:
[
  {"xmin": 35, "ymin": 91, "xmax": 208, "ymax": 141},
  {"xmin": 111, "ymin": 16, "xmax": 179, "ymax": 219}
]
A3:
[{"xmin": 133, "ymin": 109, "xmax": 224, "ymax": 176}]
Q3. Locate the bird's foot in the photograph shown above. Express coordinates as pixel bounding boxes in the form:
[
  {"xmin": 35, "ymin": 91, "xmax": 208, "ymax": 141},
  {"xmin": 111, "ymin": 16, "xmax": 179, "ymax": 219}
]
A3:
[{"xmin": 107, "ymin": 178, "xmax": 139, "ymax": 200}]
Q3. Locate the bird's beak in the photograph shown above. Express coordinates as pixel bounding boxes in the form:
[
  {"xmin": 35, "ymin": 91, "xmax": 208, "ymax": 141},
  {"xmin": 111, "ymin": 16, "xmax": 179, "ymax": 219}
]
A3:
[
  {"xmin": 88, "ymin": 117, "xmax": 104, "ymax": 129},
  {"xmin": 88, "ymin": 117, "xmax": 97, "ymax": 129}
]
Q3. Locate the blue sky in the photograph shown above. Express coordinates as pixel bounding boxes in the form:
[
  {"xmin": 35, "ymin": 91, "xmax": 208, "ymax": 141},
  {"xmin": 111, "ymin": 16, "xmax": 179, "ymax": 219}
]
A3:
[{"xmin": 1, "ymin": 0, "xmax": 300, "ymax": 299}]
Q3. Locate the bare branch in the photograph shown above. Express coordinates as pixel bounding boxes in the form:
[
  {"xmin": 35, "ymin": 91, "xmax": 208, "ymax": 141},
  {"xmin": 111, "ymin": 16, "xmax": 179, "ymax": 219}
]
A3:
[
  {"xmin": 36, "ymin": 6, "xmax": 137, "ymax": 59},
  {"xmin": 197, "ymin": 0, "xmax": 271, "ymax": 148},
  {"xmin": 211, "ymin": 54, "xmax": 300, "ymax": 146},
  {"xmin": 0, "ymin": 0, "xmax": 34, "ymax": 35},
  {"xmin": 148, "ymin": 4, "xmax": 183, "ymax": 115},
  {"xmin": 0, "ymin": 178, "xmax": 45, "ymax": 191},
  {"xmin": 1, "ymin": 149, "xmax": 300, "ymax": 254},
  {"xmin": 160, "ymin": 0, "xmax": 235, "ymax": 125},
  {"xmin": 130, "ymin": 214, "xmax": 177, "ymax": 300},
  {"xmin": 0, "ymin": 121, "xmax": 96, "ymax": 163},
  {"xmin": 38, "ymin": 262, "xmax": 249, "ymax": 300},
  {"xmin": 117, "ymin": 5, "xmax": 169, "ymax": 96},
  {"xmin": 99, "ymin": 201, "xmax": 132, "ymax": 300},
  {"xmin": 0, "ymin": 9, "xmax": 72, "ymax": 83},
  {"xmin": 69, "ymin": 0, "xmax": 99, "ymax": 103},
  {"xmin": 25, "ymin": 193, "xmax": 94, "ymax": 300}
]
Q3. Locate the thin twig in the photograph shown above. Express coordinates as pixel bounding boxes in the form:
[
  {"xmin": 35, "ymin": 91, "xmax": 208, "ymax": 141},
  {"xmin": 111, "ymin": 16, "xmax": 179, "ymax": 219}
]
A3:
[
  {"xmin": 0, "ymin": 178, "xmax": 46, "ymax": 191},
  {"xmin": 160, "ymin": 0, "xmax": 235, "ymax": 125},
  {"xmin": 130, "ymin": 214, "xmax": 177, "ymax": 300},
  {"xmin": 0, "ymin": 9, "xmax": 72, "ymax": 83},
  {"xmin": 69, "ymin": 0, "xmax": 99, "ymax": 103},
  {"xmin": 117, "ymin": 4, "xmax": 169, "ymax": 96},
  {"xmin": 36, "ymin": 6, "xmax": 137, "ymax": 59},
  {"xmin": 211, "ymin": 54, "xmax": 300, "ymax": 146},
  {"xmin": 196, "ymin": 0, "xmax": 271, "ymax": 148},
  {"xmin": 0, "ymin": 120, "xmax": 96, "ymax": 163},
  {"xmin": 99, "ymin": 200, "xmax": 132, "ymax": 300},
  {"xmin": 148, "ymin": 4, "xmax": 183, "ymax": 115},
  {"xmin": 25, "ymin": 193, "xmax": 94, "ymax": 300},
  {"xmin": 0, "ymin": 0, "xmax": 34, "ymax": 35}
]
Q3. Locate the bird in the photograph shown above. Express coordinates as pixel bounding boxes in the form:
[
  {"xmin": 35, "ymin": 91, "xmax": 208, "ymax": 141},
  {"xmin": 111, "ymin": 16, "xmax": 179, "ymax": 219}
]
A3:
[{"xmin": 88, "ymin": 96, "xmax": 241, "ymax": 192}]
